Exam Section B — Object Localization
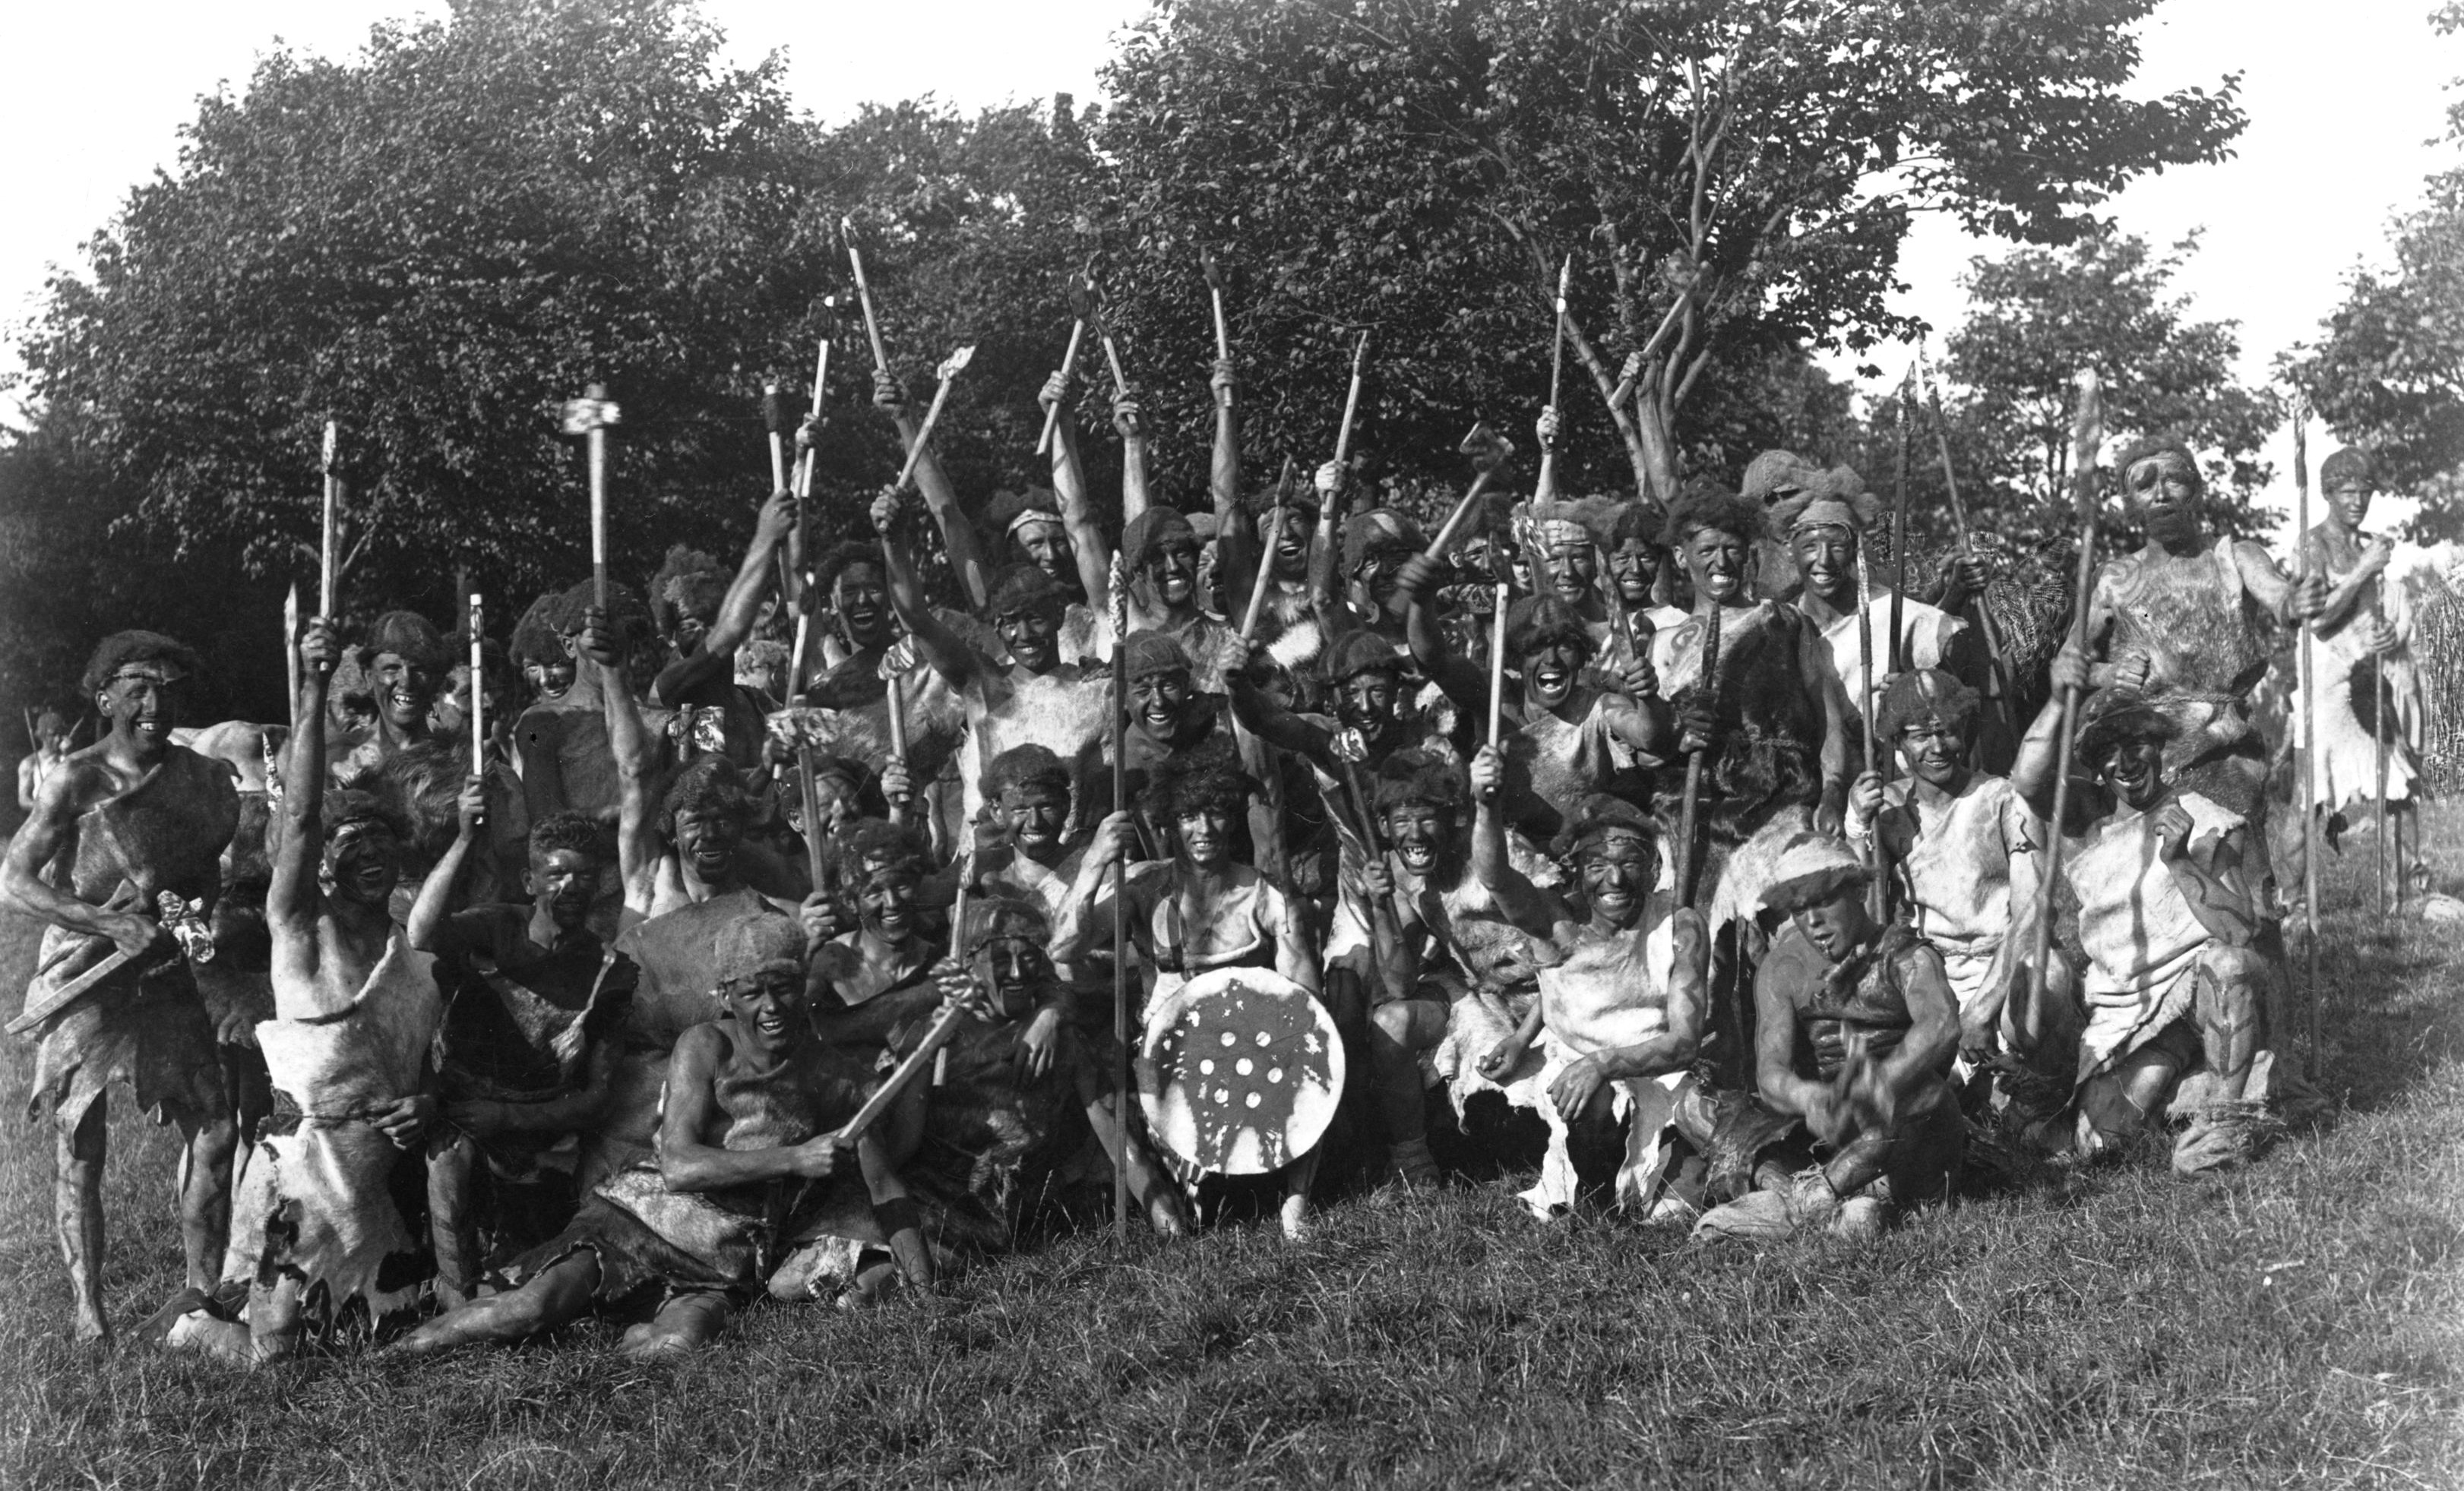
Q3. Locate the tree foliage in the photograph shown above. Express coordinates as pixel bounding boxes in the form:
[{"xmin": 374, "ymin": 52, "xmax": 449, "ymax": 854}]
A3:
[
  {"xmin": 1093, "ymin": 0, "xmax": 2245, "ymax": 504},
  {"xmin": 2288, "ymin": 2, "xmax": 2464, "ymax": 537}
]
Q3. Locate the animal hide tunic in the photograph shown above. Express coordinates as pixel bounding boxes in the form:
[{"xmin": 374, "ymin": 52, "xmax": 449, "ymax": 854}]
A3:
[
  {"xmin": 2293, "ymin": 524, "xmax": 2421, "ymax": 813},
  {"xmin": 223, "ymin": 925, "xmax": 442, "ymax": 1324},
  {"xmin": 2095, "ymin": 542, "xmax": 2281, "ymax": 820}
]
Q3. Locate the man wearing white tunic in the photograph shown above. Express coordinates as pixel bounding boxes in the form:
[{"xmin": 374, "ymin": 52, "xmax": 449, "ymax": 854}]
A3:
[
  {"xmin": 2013, "ymin": 649, "xmax": 2290, "ymax": 1174},
  {"xmin": 1846, "ymin": 670, "xmax": 2054, "ymax": 1077},
  {"xmin": 1778, "ymin": 491, "xmax": 1977, "ymax": 744},
  {"xmin": 1457, "ymin": 750, "xmax": 1707, "ymax": 1222},
  {"xmin": 2294, "ymin": 447, "xmax": 2421, "ymax": 905}
]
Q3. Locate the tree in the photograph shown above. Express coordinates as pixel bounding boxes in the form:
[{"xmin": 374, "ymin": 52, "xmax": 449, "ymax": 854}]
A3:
[
  {"xmin": 2288, "ymin": 2, "xmax": 2464, "ymax": 537},
  {"xmin": 1941, "ymin": 231, "xmax": 2278, "ymax": 542},
  {"xmin": 1093, "ymin": 0, "xmax": 2245, "ymax": 504}
]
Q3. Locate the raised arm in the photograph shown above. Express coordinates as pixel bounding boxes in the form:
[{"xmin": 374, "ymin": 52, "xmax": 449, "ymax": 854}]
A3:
[
  {"xmin": 1396, "ymin": 555, "xmax": 1495, "ymax": 720},
  {"xmin": 406, "ymin": 776, "xmax": 489, "ymax": 956},
  {"xmin": 1226, "ymin": 659, "xmax": 1336, "ymax": 769},
  {"xmin": 1049, "ymin": 811, "xmax": 1137, "ymax": 965},
  {"xmin": 2010, "ymin": 645, "xmax": 2087, "ymax": 817},
  {"xmin": 870, "ymin": 489, "xmax": 982, "ymax": 694},
  {"xmin": 267, "ymin": 618, "xmax": 337, "ymax": 943},
  {"xmin": 1307, "ymin": 460, "xmax": 1347, "ymax": 630},
  {"xmin": 580, "ymin": 612, "xmax": 659, "ymax": 908},
  {"xmin": 2156, "ymin": 807, "xmax": 2263, "ymax": 947},
  {"xmin": 1209, "ymin": 359, "xmax": 1260, "ymax": 614},
  {"xmin": 1115, "ymin": 393, "xmax": 1153, "ymax": 524},
  {"xmin": 877, "ymin": 371, "xmax": 988, "ymax": 610},
  {"xmin": 1467, "ymin": 747, "xmax": 1560, "ymax": 936},
  {"xmin": 703, "ymin": 489, "xmax": 795, "ymax": 660},
  {"xmin": 1041, "ymin": 371, "xmax": 1115, "ymax": 613}
]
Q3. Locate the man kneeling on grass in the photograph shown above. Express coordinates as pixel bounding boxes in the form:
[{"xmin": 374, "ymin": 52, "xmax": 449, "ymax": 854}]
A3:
[
  {"xmin": 1688, "ymin": 836, "xmax": 1964, "ymax": 1242},
  {"xmin": 397, "ymin": 912, "xmax": 932, "ymax": 1357}
]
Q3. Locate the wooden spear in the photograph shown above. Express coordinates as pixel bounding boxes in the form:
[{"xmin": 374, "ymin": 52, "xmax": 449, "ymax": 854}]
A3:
[
  {"xmin": 2023, "ymin": 369, "xmax": 2105, "ymax": 1028},
  {"xmin": 1915, "ymin": 340, "xmax": 2015, "ymax": 749},
  {"xmin": 1204, "ymin": 251, "xmax": 1232, "ymax": 404},
  {"xmin": 2294, "ymin": 400, "xmax": 2322, "ymax": 1058},
  {"xmin": 1038, "ymin": 276, "xmax": 1093, "ymax": 457},
  {"xmin": 1334, "ymin": 330, "xmax": 1370, "ymax": 469},
  {"xmin": 1674, "ymin": 603, "xmax": 1722, "ymax": 908},
  {"xmin": 1890, "ymin": 368, "xmax": 1913, "ymax": 674},
  {"xmin": 1240, "ymin": 457, "xmax": 1298, "ymax": 641},
  {"xmin": 467, "ymin": 592, "xmax": 485, "ymax": 766},
  {"xmin": 1109, "ymin": 551, "xmax": 1131, "ymax": 1241},
  {"xmin": 843, "ymin": 219, "xmax": 891, "ymax": 376},
  {"xmin": 319, "ymin": 418, "xmax": 340, "ymax": 627}
]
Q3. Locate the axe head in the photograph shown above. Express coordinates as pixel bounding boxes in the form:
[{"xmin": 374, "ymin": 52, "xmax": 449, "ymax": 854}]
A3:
[
  {"xmin": 1202, "ymin": 250, "xmax": 1223, "ymax": 292},
  {"xmin": 559, "ymin": 396, "xmax": 621, "ymax": 434},
  {"xmin": 1066, "ymin": 273, "xmax": 1099, "ymax": 323},
  {"xmin": 936, "ymin": 345, "xmax": 977, "ymax": 381},
  {"xmin": 1460, "ymin": 421, "xmax": 1513, "ymax": 470},
  {"xmin": 761, "ymin": 381, "xmax": 787, "ymax": 432},
  {"xmin": 1332, "ymin": 727, "xmax": 1369, "ymax": 765}
]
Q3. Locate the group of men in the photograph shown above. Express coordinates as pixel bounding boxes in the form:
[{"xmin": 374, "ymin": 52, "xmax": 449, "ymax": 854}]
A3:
[{"xmin": 1, "ymin": 352, "xmax": 2421, "ymax": 1358}]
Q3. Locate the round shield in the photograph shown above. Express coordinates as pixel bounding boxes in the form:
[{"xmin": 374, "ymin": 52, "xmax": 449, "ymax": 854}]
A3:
[{"xmin": 1138, "ymin": 968, "xmax": 1344, "ymax": 1177}]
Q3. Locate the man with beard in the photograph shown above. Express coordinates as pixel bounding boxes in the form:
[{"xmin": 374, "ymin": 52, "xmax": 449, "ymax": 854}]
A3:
[
  {"xmin": 1460, "ymin": 757, "xmax": 1710, "ymax": 1222},
  {"xmin": 808, "ymin": 820, "xmax": 943, "ymax": 1009},
  {"xmin": 1688, "ymin": 835, "xmax": 1964, "ymax": 1243},
  {"xmin": 872, "ymin": 491, "xmax": 1111, "ymax": 826},
  {"xmin": 400, "ymin": 911, "xmax": 933, "ymax": 1355},
  {"xmin": 4, "ymin": 632, "xmax": 241, "ymax": 1345},
  {"xmin": 1847, "ymin": 670, "xmax": 2052, "ymax": 1090},
  {"xmin": 1779, "ymin": 491, "xmax": 1984, "ymax": 751},
  {"xmin": 1403, "ymin": 563, "xmax": 1670, "ymax": 854},
  {"xmin": 331, "ymin": 610, "xmax": 452, "ymax": 787},
  {"xmin": 162, "ymin": 615, "xmax": 441, "ymax": 1363},
  {"xmin": 2085, "ymin": 438, "xmax": 2324, "ymax": 836},
  {"xmin": 2292, "ymin": 447, "xmax": 2421, "ymax": 905},
  {"xmin": 1051, "ymin": 738, "xmax": 1325, "ymax": 1235},
  {"xmin": 2010, "ymin": 649, "xmax": 2292, "ymax": 1174},
  {"xmin": 407, "ymin": 785, "xmax": 637, "ymax": 1306}
]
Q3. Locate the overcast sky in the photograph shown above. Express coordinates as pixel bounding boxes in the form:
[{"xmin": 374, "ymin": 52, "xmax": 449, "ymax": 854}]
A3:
[{"xmin": 5, "ymin": 0, "xmax": 2458, "ymax": 532}]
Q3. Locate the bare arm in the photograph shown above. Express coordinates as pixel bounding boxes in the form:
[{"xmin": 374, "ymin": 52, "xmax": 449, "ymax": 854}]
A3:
[
  {"xmin": 1042, "ymin": 374, "xmax": 1114, "ymax": 613},
  {"xmin": 1116, "ymin": 395, "xmax": 1153, "ymax": 524},
  {"xmin": 405, "ymin": 777, "xmax": 487, "ymax": 956},
  {"xmin": 1209, "ymin": 359, "xmax": 1259, "ymax": 615},
  {"xmin": 1752, "ymin": 947, "xmax": 1827, "ymax": 1123},
  {"xmin": 1469, "ymin": 756, "xmax": 1559, "ymax": 938},
  {"xmin": 871, "ymin": 491, "xmax": 982, "ymax": 694},
  {"xmin": 2010, "ymin": 646, "xmax": 2086, "ymax": 817},
  {"xmin": 1049, "ymin": 813, "xmax": 1136, "ymax": 965},
  {"xmin": 1226, "ymin": 673, "xmax": 1336, "ymax": 769},
  {"xmin": 1272, "ymin": 881, "xmax": 1321, "ymax": 998},
  {"xmin": 267, "ymin": 620, "xmax": 337, "ymax": 946},
  {"xmin": 0, "ymin": 760, "xmax": 157, "ymax": 958},
  {"xmin": 1596, "ymin": 689, "xmax": 1673, "ymax": 766},
  {"xmin": 582, "ymin": 618, "xmax": 659, "ymax": 908},
  {"xmin": 1396, "ymin": 557, "xmax": 1491, "ymax": 716},
  {"xmin": 2157, "ymin": 808, "xmax": 2262, "ymax": 946},
  {"xmin": 1576, "ymin": 909, "xmax": 1708, "ymax": 1083},
  {"xmin": 701, "ymin": 490, "xmax": 794, "ymax": 660},
  {"xmin": 1797, "ymin": 614, "xmax": 1850, "ymax": 829},
  {"xmin": 1870, "ymin": 943, "xmax": 1961, "ymax": 1104},
  {"xmin": 656, "ymin": 1024, "xmax": 849, "ymax": 1191}
]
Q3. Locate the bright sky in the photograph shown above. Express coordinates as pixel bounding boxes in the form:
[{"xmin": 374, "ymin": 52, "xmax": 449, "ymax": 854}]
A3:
[{"xmin": 4, "ymin": 0, "xmax": 2458, "ymax": 542}]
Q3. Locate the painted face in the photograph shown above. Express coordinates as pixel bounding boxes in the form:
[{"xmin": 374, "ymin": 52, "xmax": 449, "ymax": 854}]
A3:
[
  {"xmin": 1131, "ymin": 668, "xmax": 1194, "ymax": 736},
  {"xmin": 1796, "ymin": 887, "xmax": 1874, "ymax": 962},
  {"xmin": 1509, "ymin": 547, "xmax": 1534, "ymax": 595},
  {"xmin": 669, "ymin": 614, "xmax": 711, "ymax": 660},
  {"xmin": 2095, "ymin": 737, "xmax": 2167, "ymax": 810},
  {"xmin": 2327, "ymin": 482, "xmax": 2372, "ymax": 532},
  {"xmin": 1353, "ymin": 549, "xmax": 1406, "ymax": 610},
  {"xmin": 1001, "ymin": 785, "xmax": 1070, "ymax": 859},
  {"xmin": 1175, "ymin": 803, "xmax": 1238, "ymax": 868},
  {"xmin": 1896, "ymin": 719, "xmax": 1969, "ymax": 791},
  {"xmin": 1384, "ymin": 802, "xmax": 1454, "ymax": 877},
  {"xmin": 525, "ymin": 846, "xmax": 602, "ymax": 930},
  {"xmin": 856, "ymin": 864, "xmax": 920, "ymax": 944},
  {"xmin": 2125, "ymin": 451, "xmax": 2201, "ymax": 541},
  {"xmin": 1544, "ymin": 540, "xmax": 1596, "ymax": 605},
  {"xmin": 1011, "ymin": 519, "xmax": 1073, "ymax": 582},
  {"xmin": 725, "ymin": 967, "xmax": 809, "ymax": 1060},
  {"xmin": 995, "ymin": 600, "xmax": 1062, "ymax": 674},
  {"xmin": 1270, "ymin": 507, "xmax": 1315, "ymax": 578},
  {"xmin": 1577, "ymin": 831, "xmax": 1655, "ymax": 929},
  {"xmin": 1791, "ymin": 526, "xmax": 1856, "ymax": 606},
  {"xmin": 833, "ymin": 563, "xmax": 892, "ymax": 649},
  {"xmin": 672, "ymin": 807, "xmax": 743, "ymax": 885},
  {"xmin": 788, "ymin": 773, "xmax": 860, "ymax": 841},
  {"xmin": 973, "ymin": 933, "xmax": 1052, "ymax": 1021},
  {"xmin": 99, "ymin": 663, "xmax": 183, "ymax": 751},
  {"xmin": 1523, "ymin": 637, "xmax": 1584, "ymax": 710},
  {"xmin": 324, "ymin": 820, "xmax": 403, "ymax": 906},
  {"xmin": 1144, "ymin": 539, "xmax": 1200, "ymax": 609},
  {"xmin": 1337, "ymin": 669, "xmax": 1399, "ymax": 735},
  {"xmin": 1682, "ymin": 526, "xmax": 1748, "ymax": 602},
  {"xmin": 535, "ymin": 650, "xmax": 577, "ymax": 700},
  {"xmin": 371, "ymin": 651, "xmax": 441, "ymax": 731},
  {"xmin": 1608, "ymin": 539, "xmax": 1660, "ymax": 607}
]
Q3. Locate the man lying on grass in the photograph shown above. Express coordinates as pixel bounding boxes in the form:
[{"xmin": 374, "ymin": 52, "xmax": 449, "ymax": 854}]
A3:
[
  {"xmin": 1689, "ymin": 836, "xmax": 1964, "ymax": 1242},
  {"xmin": 399, "ymin": 911, "xmax": 933, "ymax": 1358}
]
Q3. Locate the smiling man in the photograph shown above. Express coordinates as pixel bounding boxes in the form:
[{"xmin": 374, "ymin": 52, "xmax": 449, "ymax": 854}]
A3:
[
  {"xmin": 2, "ymin": 630, "xmax": 241, "ymax": 1345},
  {"xmin": 330, "ymin": 611, "xmax": 452, "ymax": 787},
  {"xmin": 1779, "ymin": 491, "xmax": 1981, "ymax": 750},
  {"xmin": 2011, "ymin": 648, "xmax": 2292, "ymax": 1174}
]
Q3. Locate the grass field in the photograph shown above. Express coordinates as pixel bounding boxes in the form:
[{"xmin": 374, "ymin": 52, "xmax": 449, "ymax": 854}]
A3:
[{"xmin": 1, "ymin": 813, "xmax": 2459, "ymax": 1489}]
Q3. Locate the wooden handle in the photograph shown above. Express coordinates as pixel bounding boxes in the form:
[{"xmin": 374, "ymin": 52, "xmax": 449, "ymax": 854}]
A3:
[{"xmin": 1036, "ymin": 319, "xmax": 1087, "ymax": 457}]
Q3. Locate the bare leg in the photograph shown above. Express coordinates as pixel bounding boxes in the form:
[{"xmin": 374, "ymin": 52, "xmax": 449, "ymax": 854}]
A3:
[
  {"xmin": 176, "ymin": 1112, "xmax": 237, "ymax": 1294},
  {"xmin": 56, "ymin": 1098, "xmax": 109, "ymax": 1344},
  {"xmin": 1369, "ymin": 999, "xmax": 1447, "ymax": 1183},
  {"xmin": 161, "ymin": 1273, "xmax": 300, "ymax": 1366},
  {"xmin": 395, "ymin": 1251, "xmax": 603, "ymax": 1354},
  {"xmin": 618, "ymin": 1290, "xmax": 732, "ymax": 1357},
  {"xmin": 1071, "ymin": 1042, "xmax": 1188, "ymax": 1235},
  {"xmin": 2073, "ymin": 1043, "xmax": 2185, "ymax": 1158},
  {"xmin": 426, "ymin": 1132, "xmax": 481, "ymax": 1309},
  {"xmin": 1278, "ymin": 1147, "xmax": 1322, "ymax": 1241}
]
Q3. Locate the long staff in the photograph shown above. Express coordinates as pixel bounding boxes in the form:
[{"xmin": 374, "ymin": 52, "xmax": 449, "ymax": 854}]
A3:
[
  {"xmin": 2377, "ymin": 621, "xmax": 2392, "ymax": 916},
  {"xmin": 1204, "ymin": 253, "xmax": 1232, "ymax": 403},
  {"xmin": 830, "ymin": 851, "xmax": 978, "ymax": 1147},
  {"xmin": 1334, "ymin": 729, "xmax": 1406, "ymax": 1000},
  {"xmin": 762, "ymin": 382, "xmax": 796, "ymax": 604},
  {"xmin": 1038, "ymin": 279, "xmax": 1093, "ymax": 456},
  {"xmin": 1548, "ymin": 254, "xmax": 1571, "ymax": 420},
  {"xmin": 2294, "ymin": 404, "xmax": 2322, "ymax": 1058},
  {"xmin": 558, "ymin": 386, "xmax": 621, "ymax": 611},
  {"xmin": 1674, "ymin": 604, "xmax": 1722, "ymax": 907},
  {"xmin": 1420, "ymin": 425, "xmax": 1512, "ymax": 561},
  {"xmin": 467, "ymin": 593, "xmax": 485, "ymax": 765},
  {"xmin": 1333, "ymin": 331, "xmax": 1371, "ymax": 468},
  {"xmin": 794, "ymin": 334, "xmax": 830, "ymax": 595},
  {"xmin": 1109, "ymin": 552, "xmax": 1131, "ymax": 1241},
  {"xmin": 1240, "ymin": 458, "xmax": 1298, "ymax": 640},
  {"xmin": 319, "ymin": 419, "xmax": 340, "ymax": 625},
  {"xmin": 843, "ymin": 220, "xmax": 891, "ymax": 375},
  {"xmin": 2023, "ymin": 371, "xmax": 2104, "ymax": 1026},
  {"xmin": 1915, "ymin": 341, "xmax": 2014, "ymax": 744},
  {"xmin": 1487, "ymin": 581, "xmax": 1511, "ymax": 749},
  {"xmin": 1855, "ymin": 541, "xmax": 1886, "ymax": 918},
  {"xmin": 1889, "ymin": 370, "xmax": 1913, "ymax": 673}
]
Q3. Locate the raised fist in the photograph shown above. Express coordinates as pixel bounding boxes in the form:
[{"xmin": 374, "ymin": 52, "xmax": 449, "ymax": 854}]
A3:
[
  {"xmin": 1535, "ymin": 406, "xmax": 1560, "ymax": 452},
  {"xmin": 872, "ymin": 369, "xmax": 906, "ymax": 411},
  {"xmin": 1395, "ymin": 553, "xmax": 1446, "ymax": 599},
  {"xmin": 1314, "ymin": 460, "xmax": 1347, "ymax": 498},
  {"xmin": 1210, "ymin": 358, "xmax": 1235, "ymax": 403},
  {"xmin": 869, "ymin": 488, "xmax": 904, "ymax": 538},
  {"xmin": 1112, "ymin": 396, "xmax": 1145, "ymax": 440},
  {"xmin": 1039, "ymin": 370, "xmax": 1070, "ymax": 411}
]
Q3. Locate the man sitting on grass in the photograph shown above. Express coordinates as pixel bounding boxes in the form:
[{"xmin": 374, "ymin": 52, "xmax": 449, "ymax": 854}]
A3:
[{"xmin": 397, "ymin": 911, "xmax": 932, "ymax": 1357}]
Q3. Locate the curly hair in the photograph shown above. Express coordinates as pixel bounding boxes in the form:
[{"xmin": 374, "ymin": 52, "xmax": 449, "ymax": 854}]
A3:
[
  {"xmin": 650, "ymin": 545, "xmax": 728, "ymax": 636},
  {"xmin": 811, "ymin": 543, "xmax": 884, "ymax": 603},
  {"xmin": 322, "ymin": 785, "xmax": 410, "ymax": 845},
  {"xmin": 363, "ymin": 611, "xmax": 451, "ymax": 672},
  {"xmin": 1550, "ymin": 793, "xmax": 1660, "ymax": 873},
  {"xmin": 832, "ymin": 817, "xmax": 933, "ymax": 883},
  {"xmin": 511, "ymin": 592, "xmax": 569, "ymax": 665},
  {"xmin": 2319, "ymin": 447, "xmax": 2376, "ymax": 491},
  {"xmin": 1121, "ymin": 507, "xmax": 1200, "ymax": 574},
  {"xmin": 81, "ymin": 630, "xmax": 202, "ymax": 695},
  {"xmin": 1660, "ymin": 481, "xmax": 1767, "ymax": 551},
  {"xmin": 1141, "ymin": 735, "xmax": 1257, "ymax": 823},
  {"xmin": 1505, "ymin": 595, "xmax": 1595, "ymax": 665},
  {"xmin": 529, "ymin": 810, "xmax": 606, "ymax": 863},
  {"xmin": 1609, "ymin": 499, "xmax": 1668, "ymax": 550},
  {"xmin": 985, "ymin": 561, "xmax": 1067, "ymax": 621},
  {"xmin": 657, "ymin": 757, "xmax": 753, "ymax": 837},
  {"xmin": 1873, "ymin": 668, "xmax": 1982, "ymax": 744},
  {"xmin": 1371, "ymin": 747, "xmax": 1467, "ymax": 815},
  {"xmin": 982, "ymin": 743, "xmax": 1071, "ymax": 805}
]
